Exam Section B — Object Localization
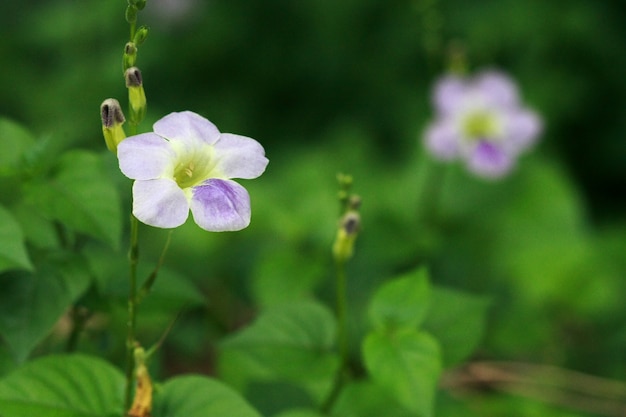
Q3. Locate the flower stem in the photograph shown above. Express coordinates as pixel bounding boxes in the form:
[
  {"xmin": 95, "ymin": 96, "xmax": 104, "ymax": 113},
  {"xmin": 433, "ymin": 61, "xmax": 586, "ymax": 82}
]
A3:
[
  {"xmin": 320, "ymin": 259, "xmax": 349, "ymax": 414},
  {"xmin": 124, "ymin": 213, "xmax": 140, "ymax": 411},
  {"xmin": 137, "ymin": 230, "xmax": 173, "ymax": 302},
  {"xmin": 335, "ymin": 260, "xmax": 348, "ymax": 367}
]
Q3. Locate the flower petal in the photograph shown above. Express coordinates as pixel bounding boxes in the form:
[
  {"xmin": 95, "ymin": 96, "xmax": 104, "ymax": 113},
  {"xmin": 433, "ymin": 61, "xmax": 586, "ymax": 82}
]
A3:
[
  {"xmin": 153, "ymin": 111, "xmax": 221, "ymax": 145},
  {"xmin": 190, "ymin": 179, "xmax": 251, "ymax": 231},
  {"xmin": 118, "ymin": 133, "xmax": 176, "ymax": 180},
  {"xmin": 133, "ymin": 179, "xmax": 190, "ymax": 228},
  {"xmin": 424, "ymin": 120, "xmax": 460, "ymax": 160},
  {"xmin": 474, "ymin": 71, "xmax": 519, "ymax": 109},
  {"xmin": 466, "ymin": 141, "xmax": 514, "ymax": 179},
  {"xmin": 433, "ymin": 75, "xmax": 466, "ymax": 115},
  {"xmin": 212, "ymin": 133, "xmax": 269, "ymax": 179},
  {"xmin": 504, "ymin": 109, "xmax": 543, "ymax": 153}
]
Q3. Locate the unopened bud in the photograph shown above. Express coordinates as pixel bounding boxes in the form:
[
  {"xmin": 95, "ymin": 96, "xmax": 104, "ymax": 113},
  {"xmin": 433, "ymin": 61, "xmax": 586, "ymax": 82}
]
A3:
[
  {"xmin": 348, "ymin": 195, "xmax": 361, "ymax": 211},
  {"xmin": 333, "ymin": 211, "xmax": 361, "ymax": 263},
  {"xmin": 100, "ymin": 99, "xmax": 126, "ymax": 153},
  {"xmin": 133, "ymin": 26, "xmax": 149, "ymax": 46},
  {"xmin": 129, "ymin": 0, "xmax": 147, "ymax": 9},
  {"xmin": 123, "ymin": 42, "xmax": 137, "ymax": 71},
  {"xmin": 125, "ymin": 67, "xmax": 146, "ymax": 125},
  {"xmin": 125, "ymin": 4, "xmax": 138, "ymax": 24}
]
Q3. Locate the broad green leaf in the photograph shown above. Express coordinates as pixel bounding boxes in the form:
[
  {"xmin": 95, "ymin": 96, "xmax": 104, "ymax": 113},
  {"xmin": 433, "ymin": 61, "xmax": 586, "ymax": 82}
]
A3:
[
  {"xmin": 152, "ymin": 375, "xmax": 261, "ymax": 417},
  {"xmin": 83, "ymin": 242, "xmax": 207, "ymax": 313},
  {"xmin": 0, "ymin": 354, "xmax": 124, "ymax": 417},
  {"xmin": 362, "ymin": 329, "xmax": 441, "ymax": 417},
  {"xmin": 274, "ymin": 409, "xmax": 326, "ymax": 417},
  {"xmin": 423, "ymin": 286, "xmax": 490, "ymax": 367},
  {"xmin": 0, "ymin": 345, "xmax": 17, "ymax": 378},
  {"xmin": 11, "ymin": 202, "xmax": 59, "ymax": 250},
  {"xmin": 0, "ymin": 118, "xmax": 35, "ymax": 175},
  {"xmin": 332, "ymin": 381, "xmax": 415, "ymax": 417},
  {"xmin": 251, "ymin": 245, "xmax": 326, "ymax": 307},
  {"xmin": 368, "ymin": 267, "xmax": 430, "ymax": 331},
  {"xmin": 0, "ymin": 206, "xmax": 33, "ymax": 273},
  {"xmin": 0, "ymin": 254, "xmax": 91, "ymax": 362},
  {"xmin": 23, "ymin": 150, "xmax": 121, "ymax": 249},
  {"xmin": 220, "ymin": 301, "xmax": 339, "ymax": 401}
]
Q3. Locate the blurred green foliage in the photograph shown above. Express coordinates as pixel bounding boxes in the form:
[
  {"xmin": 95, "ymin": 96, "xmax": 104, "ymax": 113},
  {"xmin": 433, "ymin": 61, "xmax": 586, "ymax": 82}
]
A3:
[{"xmin": 1, "ymin": 0, "xmax": 626, "ymax": 416}]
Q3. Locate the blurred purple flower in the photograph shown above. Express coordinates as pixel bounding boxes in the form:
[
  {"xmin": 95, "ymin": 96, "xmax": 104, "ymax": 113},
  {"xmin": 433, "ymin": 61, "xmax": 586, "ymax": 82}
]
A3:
[
  {"xmin": 424, "ymin": 70, "xmax": 542, "ymax": 178},
  {"xmin": 118, "ymin": 111, "xmax": 268, "ymax": 231}
]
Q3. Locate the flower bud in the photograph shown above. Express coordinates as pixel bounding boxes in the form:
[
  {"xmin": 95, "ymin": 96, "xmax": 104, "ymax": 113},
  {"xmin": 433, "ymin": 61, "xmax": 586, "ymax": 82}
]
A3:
[
  {"xmin": 333, "ymin": 210, "xmax": 361, "ymax": 263},
  {"xmin": 100, "ymin": 99, "xmax": 126, "ymax": 153},
  {"xmin": 133, "ymin": 26, "xmax": 149, "ymax": 46},
  {"xmin": 125, "ymin": 4, "xmax": 138, "ymax": 24},
  {"xmin": 125, "ymin": 67, "xmax": 147, "ymax": 125},
  {"xmin": 123, "ymin": 42, "xmax": 137, "ymax": 71}
]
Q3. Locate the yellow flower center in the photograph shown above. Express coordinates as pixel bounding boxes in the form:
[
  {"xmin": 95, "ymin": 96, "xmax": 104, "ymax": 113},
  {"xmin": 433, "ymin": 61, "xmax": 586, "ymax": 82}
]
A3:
[
  {"xmin": 172, "ymin": 144, "xmax": 219, "ymax": 189},
  {"xmin": 462, "ymin": 111, "xmax": 500, "ymax": 141}
]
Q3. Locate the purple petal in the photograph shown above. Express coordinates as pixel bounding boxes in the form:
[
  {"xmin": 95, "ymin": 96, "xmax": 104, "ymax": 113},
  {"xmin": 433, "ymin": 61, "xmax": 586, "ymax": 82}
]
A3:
[
  {"xmin": 190, "ymin": 179, "xmax": 251, "ymax": 231},
  {"xmin": 474, "ymin": 70, "xmax": 519, "ymax": 109},
  {"xmin": 504, "ymin": 109, "xmax": 542, "ymax": 153},
  {"xmin": 153, "ymin": 111, "xmax": 221, "ymax": 145},
  {"xmin": 433, "ymin": 75, "xmax": 467, "ymax": 115},
  {"xmin": 132, "ymin": 179, "xmax": 190, "ymax": 228},
  {"xmin": 212, "ymin": 133, "xmax": 269, "ymax": 179},
  {"xmin": 118, "ymin": 133, "xmax": 176, "ymax": 180},
  {"xmin": 467, "ymin": 141, "xmax": 514, "ymax": 178},
  {"xmin": 424, "ymin": 120, "xmax": 460, "ymax": 160}
]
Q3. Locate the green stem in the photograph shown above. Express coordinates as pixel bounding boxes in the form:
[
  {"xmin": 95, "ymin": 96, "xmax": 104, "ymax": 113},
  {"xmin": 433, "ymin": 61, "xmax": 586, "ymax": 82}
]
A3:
[
  {"xmin": 137, "ymin": 230, "xmax": 173, "ymax": 302},
  {"xmin": 124, "ymin": 213, "xmax": 140, "ymax": 411},
  {"xmin": 320, "ymin": 260, "xmax": 349, "ymax": 414},
  {"xmin": 335, "ymin": 261, "xmax": 348, "ymax": 365}
]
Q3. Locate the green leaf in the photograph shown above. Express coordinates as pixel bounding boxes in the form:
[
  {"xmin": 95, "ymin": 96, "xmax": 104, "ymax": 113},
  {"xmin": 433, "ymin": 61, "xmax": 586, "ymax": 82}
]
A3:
[
  {"xmin": 362, "ymin": 329, "xmax": 441, "ymax": 417},
  {"xmin": 273, "ymin": 409, "xmax": 326, "ymax": 417},
  {"xmin": 368, "ymin": 267, "xmax": 430, "ymax": 331},
  {"xmin": 0, "ymin": 254, "xmax": 91, "ymax": 362},
  {"xmin": 153, "ymin": 375, "xmax": 261, "ymax": 417},
  {"xmin": 0, "ymin": 118, "xmax": 35, "ymax": 175},
  {"xmin": 0, "ymin": 206, "xmax": 33, "ymax": 273},
  {"xmin": 423, "ymin": 286, "xmax": 490, "ymax": 367},
  {"xmin": 11, "ymin": 202, "xmax": 59, "ymax": 250},
  {"xmin": 23, "ymin": 150, "xmax": 121, "ymax": 249},
  {"xmin": 84, "ymin": 243, "xmax": 207, "ymax": 313},
  {"xmin": 0, "ymin": 354, "xmax": 124, "ymax": 417},
  {"xmin": 251, "ymin": 245, "xmax": 326, "ymax": 307},
  {"xmin": 220, "ymin": 300, "xmax": 339, "ymax": 401},
  {"xmin": 332, "ymin": 381, "xmax": 415, "ymax": 417}
]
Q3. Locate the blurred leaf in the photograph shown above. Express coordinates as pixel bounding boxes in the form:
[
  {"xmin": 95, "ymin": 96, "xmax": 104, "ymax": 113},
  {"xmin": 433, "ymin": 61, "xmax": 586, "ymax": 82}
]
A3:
[
  {"xmin": 0, "ymin": 354, "xmax": 124, "ymax": 417},
  {"xmin": 274, "ymin": 409, "xmax": 326, "ymax": 417},
  {"xmin": 10, "ymin": 202, "xmax": 59, "ymax": 250},
  {"xmin": 85, "ymin": 243, "xmax": 207, "ymax": 312},
  {"xmin": 220, "ymin": 300, "xmax": 339, "ymax": 402},
  {"xmin": 423, "ymin": 286, "xmax": 490, "ymax": 367},
  {"xmin": 0, "ymin": 118, "xmax": 35, "ymax": 175},
  {"xmin": 0, "ymin": 205, "xmax": 33, "ymax": 273},
  {"xmin": 153, "ymin": 375, "xmax": 261, "ymax": 417},
  {"xmin": 0, "ymin": 254, "xmax": 91, "ymax": 362},
  {"xmin": 332, "ymin": 380, "xmax": 415, "ymax": 417},
  {"xmin": 23, "ymin": 150, "xmax": 121, "ymax": 249},
  {"xmin": 251, "ymin": 244, "xmax": 326, "ymax": 307},
  {"xmin": 362, "ymin": 329, "xmax": 441, "ymax": 417},
  {"xmin": 368, "ymin": 267, "xmax": 430, "ymax": 331},
  {"xmin": 0, "ymin": 345, "xmax": 17, "ymax": 379}
]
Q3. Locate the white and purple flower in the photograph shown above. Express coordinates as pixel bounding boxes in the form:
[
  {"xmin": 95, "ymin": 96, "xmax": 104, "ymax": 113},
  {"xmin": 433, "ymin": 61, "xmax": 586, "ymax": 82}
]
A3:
[
  {"xmin": 424, "ymin": 70, "xmax": 542, "ymax": 178},
  {"xmin": 117, "ymin": 111, "xmax": 268, "ymax": 231}
]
